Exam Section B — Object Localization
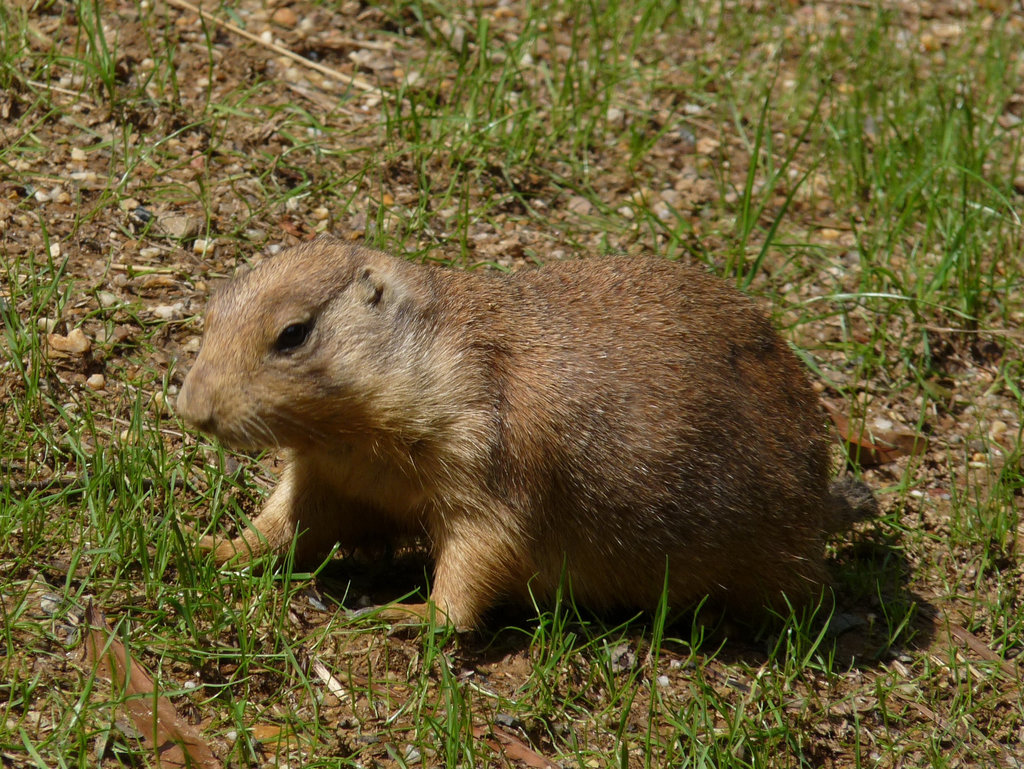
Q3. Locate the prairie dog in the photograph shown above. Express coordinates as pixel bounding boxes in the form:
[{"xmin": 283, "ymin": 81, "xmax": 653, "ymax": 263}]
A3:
[{"xmin": 176, "ymin": 237, "xmax": 877, "ymax": 629}]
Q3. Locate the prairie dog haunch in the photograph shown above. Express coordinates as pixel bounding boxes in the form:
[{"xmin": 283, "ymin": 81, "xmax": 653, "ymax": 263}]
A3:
[{"xmin": 176, "ymin": 238, "xmax": 876, "ymax": 629}]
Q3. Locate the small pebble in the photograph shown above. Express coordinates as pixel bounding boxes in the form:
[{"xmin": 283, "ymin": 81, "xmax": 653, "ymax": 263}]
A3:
[
  {"xmin": 567, "ymin": 196, "xmax": 594, "ymax": 216},
  {"xmin": 271, "ymin": 6, "xmax": 297, "ymax": 26},
  {"xmin": 827, "ymin": 613, "xmax": 867, "ymax": 636},
  {"xmin": 39, "ymin": 593, "xmax": 61, "ymax": 616},
  {"xmin": 47, "ymin": 328, "xmax": 91, "ymax": 354},
  {"xmin": 696, "ymin": 136, "xmax": 720, "ymax": 154},
  {"xmin": 494, "ymin": 712, "xmax": 517, "ymax": 728},
  {"xmin": 160, "ymin": 214, "xmax": 202, "ymax": 240},
  {"xmin": 96, "ymin": 291, "xmax": 119, "ymax": 308},
  {"xmin": 131, "ymin": 206, "xmax": 154, "ymax": 224},
  {"xmin": 85, "ymin": 373, "xmax": 105, "ymax": 390},
  {"xmin": 151, "ymin": 391, "xmax": 171, "ymax": 416},
  {"xmin": 628, "ymin": 190, "xmax": 652, "ymax": 209},
  {"xmin": 151, "ymin": 302, "xmax": 184, "ymax": 320},
  {"xmin": 403, "ymin": 745, "xmax": 421, "ymax": 765}
]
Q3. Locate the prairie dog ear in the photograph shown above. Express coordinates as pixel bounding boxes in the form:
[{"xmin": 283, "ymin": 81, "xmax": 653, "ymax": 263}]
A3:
[{"xmin": 354, "ymin": 266, "xmax": 388, "ymax": 306}]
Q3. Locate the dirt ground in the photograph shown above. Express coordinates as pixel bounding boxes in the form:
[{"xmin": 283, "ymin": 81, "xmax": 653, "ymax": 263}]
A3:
[{"xmin": 1, "ymin": 0, "xmax": 1022, "ymax": 767}]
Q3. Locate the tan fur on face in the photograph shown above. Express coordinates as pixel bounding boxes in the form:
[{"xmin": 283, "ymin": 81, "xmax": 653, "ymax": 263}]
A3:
[{"xmin": 176, "ymin": 237, "xmax": 877, "ymax": 629}]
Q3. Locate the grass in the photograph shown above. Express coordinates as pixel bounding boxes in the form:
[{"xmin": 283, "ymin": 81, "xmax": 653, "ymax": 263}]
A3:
[{"xmin": 1, "ymin": 0, "xmax": 1022, "ymax": 767}]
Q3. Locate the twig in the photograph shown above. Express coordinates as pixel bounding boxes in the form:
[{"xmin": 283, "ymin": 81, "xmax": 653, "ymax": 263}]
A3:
[
  {"xmin": 922, "ymin": 324, "xmax": 1024, "ymax": 340},
  {"xmin": 310, "ymin": 659, "xmax": 352, "ymax": 703},
  {"xmin": 26, "ymin": 79, "xmax": 87, "ymax": 98},
  {"xmin": 321, "ymin": 36, "xmax": 396, "ymax": 54},
  {"xmin": 163, "ymin": 0, "xmax": 377, "ymax": 93},
  {"xmin": 284, "ymin": 81, "xmax": 360, "ymax": 115},
  {"xmin": 109, "ymin": 263, "xmax": 180, "ymax": 274}
]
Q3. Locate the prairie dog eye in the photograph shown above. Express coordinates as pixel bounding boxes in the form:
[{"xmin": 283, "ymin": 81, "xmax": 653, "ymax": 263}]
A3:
[{"xmin": 275, "ymin": 321, "xmax": 311, "ymax": 352}]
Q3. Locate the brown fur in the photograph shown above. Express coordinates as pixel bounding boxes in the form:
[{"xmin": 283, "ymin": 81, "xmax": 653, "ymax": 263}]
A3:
[{"xmin": 176, "ymin": 237, "xmax": 877, "ymax": 629}]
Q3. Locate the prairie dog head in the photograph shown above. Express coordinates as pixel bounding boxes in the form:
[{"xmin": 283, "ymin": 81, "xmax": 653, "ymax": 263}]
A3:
[{"xmin": 176, "ymin": 238, "xmax": 425, "ymax": 449}]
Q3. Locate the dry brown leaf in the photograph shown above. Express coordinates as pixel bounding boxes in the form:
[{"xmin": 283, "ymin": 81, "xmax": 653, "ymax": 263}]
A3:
[
  {"xmin": 134, "ymin": 274, "xmax": 181, "ymax": 290},
  {"xmin": 824, "ymin": 402, "xmax": 928, "ymax": 467},
  {"xmin": 933, "ymin": 615, "xmax": 1019, "ymax": 683},
  {"xmin": 250, "ymin": 723, "xmax": 288, "ymax": 742},
  {"xmin": 82, "ymin": 603, "xmax": 221, "ymax": 769},
  {"xmin": 473, "ymin": 725, "xmax": 558, "ymax": 769},
  {"xmin": 279, "ymin": 216, "xmax": 317, "ymax": 240}
]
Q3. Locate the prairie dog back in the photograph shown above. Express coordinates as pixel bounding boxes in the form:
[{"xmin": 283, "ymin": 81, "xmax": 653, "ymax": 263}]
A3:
[{"xmin": 176, "ymin": 237, "xmax": 876, "ymax": 628}]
